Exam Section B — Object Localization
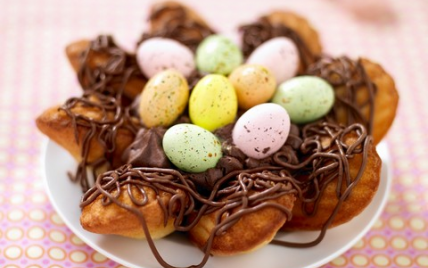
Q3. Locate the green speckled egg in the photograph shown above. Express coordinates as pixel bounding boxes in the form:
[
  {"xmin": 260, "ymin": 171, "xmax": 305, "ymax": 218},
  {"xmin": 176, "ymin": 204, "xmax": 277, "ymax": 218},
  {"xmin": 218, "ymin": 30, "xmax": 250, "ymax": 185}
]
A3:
[
  {"xmin": 272, "ymin": 76, "xmax": 335, "ymax": 124},
  {"xmin": 189, "ymin": 74, "xmax": 238, "ymax": 131},
  {"xmin": 196, "ymin": 35, "xmax": 243, "ymax": 75},
  {"xmin": 139, "ymin": 69, "xmax": 189, "ymax": 127},
  {"xmin": 163, "ymin": 124, "xmax": 223, "ymax": 173}
]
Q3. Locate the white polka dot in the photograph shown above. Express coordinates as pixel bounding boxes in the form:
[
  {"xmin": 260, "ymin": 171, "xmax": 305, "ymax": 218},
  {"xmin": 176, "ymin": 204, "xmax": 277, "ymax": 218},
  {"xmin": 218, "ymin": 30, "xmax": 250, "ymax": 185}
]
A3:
[
  {"xmin": 51, "ymin": 213, "xmax": 64, "ymax": 225},
  {"xmin": 48, "ymin": 265, "xmax": 63, "ymax": 268},
  {"xmin": 331, "ymin": 255, "xmax": 347, "ymax": 266},
  {"xmin": 403, "ymin": 192, "xmax": 418, "ymax": 202},
  {"xmin": 416, "ymin": 256, "xmax": 428, "ymax": 267},
  {"xmin": 7, "ymin": 209, "xmax": 24, "ymax": 221},
  {"xmin": 373, "ymin": 255, "xmax": 390, "ymax": 267},
  {"xmin": 408, "ymin": 203, "xmax": 423, "ymax": 212},
  {"xmin": 395, "ymin": 255, "xmax": 412, "ymax": 266},
  {"xmin": 5, "ymin": 246, "xmax": 22, "ymax": 259},
  {"xmin": 6, "ymin": 227, "xmax": 24, "ymax": 241},
  {"xmin": 92, "ymin": 252, "xmax": 108, "ymax": 263},
  {"xmin": 353, "ymin": 239, "xmax": 365, "ymax": 249},
  {"xmin": 26, "ymin": 245, "xmax": 44, "ymax": 259},
  {"xmin": 0, "ymin": 183, "xmax": 5, "ymax": 192},
  {"xmin": 31, "ymin": 192, "xmax": 47, "ymax": 203},
  {"xmin": 413, "ymin": 237, "xmax": 428, "ymax": 250},
  {"xmin": 48, "ymin": 248, "xmax": 66, "ymax": 260},
  {"xmin": 352, "ymin": 255, "xmax": 369, "ymax": 266},
  {"xmin": 373, "ymin": 219, "xmax": 383, "ymax": 229},
  {"xmin": 26, "ymin": 265, "xmax": 42, "ymax": 268},
  {"xmin": 70, "ymin": 250, "xmax": 87, "ymax": 263},
  {"xmin": 391, "ymin": 237, "xmax": 407, "ymax": 249},
  {"xmin": 49, "ymin": 231, "xmax": 66, "ymax": 243},
  {"xmin": 32, "ymin": 181, "xmax": 44, "ymax": 190},
  {"xmin": 28, "ymin": 227, "xmax": 45, "ymax": 240},
  {"xmin": 29, "ymin": 209, "xmax": 46, "ymax": 221},
  {"xmin": 390, "ymin": 216, "xmax": 405, "ymax": 230},
  {"xmin": 388, "ymin": 192, "xmax": 398, "ymax": 202},
  {"xmin": 371, "ymin": 236, "xmax": 386, "ymax": 249},
  {"xmin": 71, "ymin": 234, "xmax": 84, "ymax": 245},
  {"xmin": 12, "ymin": 169, "xmax": 27, "ymax": 179},
  {"xmin": 13, "ymin": 154, "xmax": 29, "ymax": 165},
  {"xmin": 386, "ymin": 204, "xmax": 401, "ymax": 213},
  {"xmin": 10, "ymin": 194, "xmax": 25, "ymax": 205},
  {"xmin": 398, "ymin": 174, "xmax": 414, "ymax": 186},
  {"xmin": 4, "ymin": 265, "xmax": 19, "ymax": 268},
  {"xmin": 12, "ymin": 182, "xmax": 26, "ymax": 192},
  {"xmin": 410, "ymin": 217, "xmax": 426, "ymax": 231}
]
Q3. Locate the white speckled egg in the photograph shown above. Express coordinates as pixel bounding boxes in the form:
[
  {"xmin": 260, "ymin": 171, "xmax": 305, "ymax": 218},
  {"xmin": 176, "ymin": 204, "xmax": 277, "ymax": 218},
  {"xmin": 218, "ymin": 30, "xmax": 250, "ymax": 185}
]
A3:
[
  {"xmin": 247, "ymin": 37, "xmax": 299, "ymax": 84},
  {"xmin": 163, "ymin": 124, "xmax": 223, "ymax": 173},
  {"xmin": 137, "ymin": 37, "xmax": 195, "ymax": 78},
  {"xmin": 232, "ymin": 103, "xmax": 291, "ymax": 159}
]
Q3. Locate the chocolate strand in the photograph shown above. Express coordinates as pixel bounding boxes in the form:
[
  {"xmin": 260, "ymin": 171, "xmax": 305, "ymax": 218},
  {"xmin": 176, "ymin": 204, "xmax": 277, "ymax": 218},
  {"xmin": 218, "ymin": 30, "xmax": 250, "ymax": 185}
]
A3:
[
  {"xmin": 307, "ymin": 56, "xmax": 377, "ymax": 135},
  {"xmin": 60, "ymin": 35, "xmax": 143, "ymax": 192},
  {"xmin": 138, "ymin": 5, "xmax": 215, "ymax": 52},
  {"xmin": 239, "ymin": 17, "xmax": 319, "ymax": 70}
]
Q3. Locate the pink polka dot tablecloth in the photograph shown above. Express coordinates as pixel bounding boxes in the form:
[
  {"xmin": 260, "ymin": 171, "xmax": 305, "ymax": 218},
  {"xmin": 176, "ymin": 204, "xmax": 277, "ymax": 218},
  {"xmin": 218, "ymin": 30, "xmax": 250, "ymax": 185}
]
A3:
[{"xmin": 0, "ymin": 0, "xmax": 427, "ymax": 267}]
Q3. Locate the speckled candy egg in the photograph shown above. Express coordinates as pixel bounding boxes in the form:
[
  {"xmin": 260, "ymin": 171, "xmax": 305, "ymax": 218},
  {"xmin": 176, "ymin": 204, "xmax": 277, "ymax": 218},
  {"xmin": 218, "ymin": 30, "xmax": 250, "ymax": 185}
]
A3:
[
  {"xmin": 137, "ymin": 37, "xmax": 195, "ymax": 78},
  {"xmin": 247, "ymin": 37, "xmax": 299, "ymax": 84},
  {"xmin": 272, "ymin": 76, "xmax": 335, "ymax": 124},
  {"xmin": 232, "ymin": 103, "xmax": 290, "ymax": 159},
  {"xmin": 189, "ymin": 74, "xmax": 238, "ymax": 131},
  {"xmin": 228, "ymin": 64, "xmax": 276, "ymax": 110},
  {"xmin": 139, "ymin": 69, "xmax": 189, "ymax": 127},
  {"xmin": 196, "ymin": 35, "xmax": 243, "ymax": 75},
  {"xmin": 163, "ymin": 124, "xmax": 223, "ymax": 173}
]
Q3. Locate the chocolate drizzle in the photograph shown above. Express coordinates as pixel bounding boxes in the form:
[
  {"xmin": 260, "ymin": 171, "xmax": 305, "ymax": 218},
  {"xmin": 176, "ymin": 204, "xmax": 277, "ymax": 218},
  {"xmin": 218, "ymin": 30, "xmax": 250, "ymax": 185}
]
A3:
[
  {"xmin": 80, "ymin": 120, "xmax": 372, "ymax": 267},
  {"xmin": 307, "ymin": 56, "xmax": 377, "ymax": 134},
  {"xmin": 240, "ymin": 16, "xmax": 319, "ymax": 70},
  {"xmin": 81, "ymin": 164, "xmax": 296, "ymax": 268},
  {"xmin": 61, "ymin": 35, "xmax": 143, "ymax": 192},
  {"xmin": 138, "ymin": 4, "xmax": 215, "ymax": 52},
  {"xmin": 272, "ymin": 122, "xmax": 371, "ymax": 247}
]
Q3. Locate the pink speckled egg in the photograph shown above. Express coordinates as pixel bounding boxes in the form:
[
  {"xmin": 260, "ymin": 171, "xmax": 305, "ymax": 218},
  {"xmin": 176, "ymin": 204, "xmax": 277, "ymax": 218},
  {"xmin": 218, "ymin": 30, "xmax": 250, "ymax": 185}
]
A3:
[
  {"xmin": 232, "ymin": 103, "xmax": 291, "ymax": 159},
  {"xmin": 247, "ymin": 37, "xmax": 299, "ymax": 84},
  {"xmin": 137, "ymin": 37, "xmax": 195, "ymax": 78}
]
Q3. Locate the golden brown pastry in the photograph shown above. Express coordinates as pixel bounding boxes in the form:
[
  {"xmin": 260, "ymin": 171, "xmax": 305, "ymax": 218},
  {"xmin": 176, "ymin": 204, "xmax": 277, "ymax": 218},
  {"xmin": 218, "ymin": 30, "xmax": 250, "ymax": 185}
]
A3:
[
  {"xmin": 189, "ymin": 190, "xmax": 296, "ymax": 256},
  {"xmin": 283, "ymin": 133, "xmax": 382, "ymax": 231},
  {"xmin": 149, "ymin": 1, "xmax": 212, "ymax": 35},
  {"xmin": 65, "ymin": 38, "xmax": 146, "ymax": 101},
  {"xmin": 308, "ymin": 57, "xmax": 399, "ymax": 145},
  {"xmin": 240, "ymin": 11, "xmax": 322, "ymax": 74},
  {"xmin": 81, "ymin": 185, "xmax": 178, "ymax": 239},
  {"xmin": 362, "ymin": 58, "xmax": 399, "ymax": 144},
  {"xmin": 265, "ymin": 11, "xmax": 322, "ymax": 67},
  {"xmin": 36, "ymin": 103, "xmax": 135, "ymax": 167}
]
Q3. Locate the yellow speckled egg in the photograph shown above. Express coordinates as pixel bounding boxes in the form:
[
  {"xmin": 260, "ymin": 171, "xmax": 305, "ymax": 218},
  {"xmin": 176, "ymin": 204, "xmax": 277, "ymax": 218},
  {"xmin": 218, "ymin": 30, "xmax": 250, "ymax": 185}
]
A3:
[
  {"xmin": 229, "ymin": 64, "xmax": 276, "ymax": 110},
  {"xmin": 139, "ymin": 69, "xmax": 189, "ymax": 127},
  {"xmin": 189, "ymin": 74, "xmax": 238, "ymax": 131}
]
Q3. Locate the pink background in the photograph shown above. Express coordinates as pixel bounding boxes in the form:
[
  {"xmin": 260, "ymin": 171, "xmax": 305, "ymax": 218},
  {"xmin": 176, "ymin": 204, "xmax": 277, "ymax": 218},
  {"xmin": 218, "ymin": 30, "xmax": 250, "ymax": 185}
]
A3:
[{"xmin": 1, "ymin": 0, "xmax": 427, "ymax": 267}]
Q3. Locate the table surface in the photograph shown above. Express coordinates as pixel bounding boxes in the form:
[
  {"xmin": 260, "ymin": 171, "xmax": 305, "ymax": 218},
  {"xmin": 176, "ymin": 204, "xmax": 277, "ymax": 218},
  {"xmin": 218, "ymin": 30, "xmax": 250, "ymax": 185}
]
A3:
[{"xmin": 1, "ymin": 0, "xmax": 427, "ymax": 267}]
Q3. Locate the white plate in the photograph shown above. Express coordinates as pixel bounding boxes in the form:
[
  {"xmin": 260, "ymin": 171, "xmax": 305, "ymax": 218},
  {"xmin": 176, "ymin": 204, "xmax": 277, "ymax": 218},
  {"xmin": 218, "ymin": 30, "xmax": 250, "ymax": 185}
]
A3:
[{"xmin": 42, "ymin": 139, "xmax": 392, "ymax": 268}]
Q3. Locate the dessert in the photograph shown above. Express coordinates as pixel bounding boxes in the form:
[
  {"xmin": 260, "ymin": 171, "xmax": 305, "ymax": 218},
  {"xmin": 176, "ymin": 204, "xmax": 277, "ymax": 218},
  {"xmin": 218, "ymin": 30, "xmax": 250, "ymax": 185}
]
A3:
[{"xmin": 36, "ymin": 1, "xmax": 399, "ymax": 267}]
